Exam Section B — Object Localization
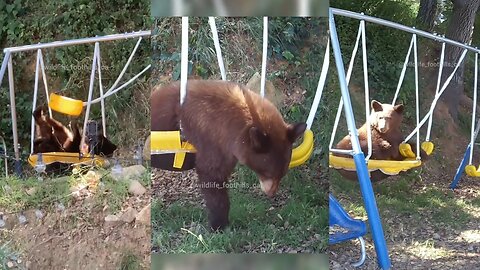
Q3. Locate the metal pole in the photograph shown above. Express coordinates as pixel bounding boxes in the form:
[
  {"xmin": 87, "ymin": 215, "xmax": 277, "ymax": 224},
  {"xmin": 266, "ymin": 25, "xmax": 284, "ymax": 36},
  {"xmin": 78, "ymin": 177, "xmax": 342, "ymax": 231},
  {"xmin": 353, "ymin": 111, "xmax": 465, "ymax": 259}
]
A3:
[
  {"xmin": 30, "ymin": 50, "xmax": 42, "ymax": 153},
  {"xmin": 329, "ymin": 9, "xmax": 391, "ymax": 270},
  {"xmin": 7, "ymin": 55, "xmax": 21, "ymax": 175},
  {"xmin": 0, "ymin": 51, "xmax": 10, "ymax": 88},
  {"xmin": 331, "ymin": 8, "xmax": 480, "ymax": 55},
  {"xmin": 4, "ymin": 31, "xmax": 151, "ymax": 53}
]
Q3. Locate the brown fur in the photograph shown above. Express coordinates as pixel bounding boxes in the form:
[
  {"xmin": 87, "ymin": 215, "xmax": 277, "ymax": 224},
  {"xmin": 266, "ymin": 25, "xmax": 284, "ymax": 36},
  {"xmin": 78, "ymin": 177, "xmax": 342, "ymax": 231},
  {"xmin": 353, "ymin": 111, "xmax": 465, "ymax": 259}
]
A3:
[
  {"xmin": 334, "ymin": 100, "xmax": 428, "ymax": 182},
  {"xmin": 151, "ymin": 80, "xmax": 306, "ymax": 230}
]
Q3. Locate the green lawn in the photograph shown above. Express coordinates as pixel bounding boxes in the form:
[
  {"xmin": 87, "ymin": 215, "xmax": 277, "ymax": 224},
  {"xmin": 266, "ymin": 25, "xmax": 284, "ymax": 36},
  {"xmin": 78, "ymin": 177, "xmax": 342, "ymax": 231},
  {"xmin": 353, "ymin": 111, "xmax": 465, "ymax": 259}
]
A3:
[{"xmin": 152, "ymin": 165, "xmax": 328, "ymax": 253}]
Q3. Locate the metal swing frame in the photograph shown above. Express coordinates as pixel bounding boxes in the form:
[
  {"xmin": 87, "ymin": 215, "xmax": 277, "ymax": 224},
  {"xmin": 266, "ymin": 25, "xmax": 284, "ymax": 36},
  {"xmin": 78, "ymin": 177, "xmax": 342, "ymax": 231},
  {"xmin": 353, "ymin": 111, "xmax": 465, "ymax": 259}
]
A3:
[{"xmin": 0, "ymin": 30, "xmax": 151, "ymax": 174}]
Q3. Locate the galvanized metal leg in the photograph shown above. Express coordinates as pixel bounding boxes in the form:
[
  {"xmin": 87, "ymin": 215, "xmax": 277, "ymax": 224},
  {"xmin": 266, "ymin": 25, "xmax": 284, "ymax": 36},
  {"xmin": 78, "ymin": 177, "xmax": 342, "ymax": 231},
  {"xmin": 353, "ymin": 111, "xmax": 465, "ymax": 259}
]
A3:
[
  {"xmin": 329, "ymin": 9, "xmax": 391, "ymax": 270},
  {"xmin": 7, "ymin": 54, "xmax": 22, "ymax": 176}
]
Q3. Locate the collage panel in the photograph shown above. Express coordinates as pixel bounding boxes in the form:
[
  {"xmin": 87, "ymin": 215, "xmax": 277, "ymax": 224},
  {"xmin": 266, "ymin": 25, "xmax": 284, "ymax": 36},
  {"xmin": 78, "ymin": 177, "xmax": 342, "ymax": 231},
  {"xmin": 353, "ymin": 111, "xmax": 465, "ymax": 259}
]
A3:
[
  {"xmin": 150, "ymin": 16, "xmax": 330, "ymax": 255},
  {"xmin": 328, "ymin": 1, "xmax": 480, "ymax": 269},
  {"xmin": 0, "ymin": 1, "xmax": 152, "ymax": 269}
]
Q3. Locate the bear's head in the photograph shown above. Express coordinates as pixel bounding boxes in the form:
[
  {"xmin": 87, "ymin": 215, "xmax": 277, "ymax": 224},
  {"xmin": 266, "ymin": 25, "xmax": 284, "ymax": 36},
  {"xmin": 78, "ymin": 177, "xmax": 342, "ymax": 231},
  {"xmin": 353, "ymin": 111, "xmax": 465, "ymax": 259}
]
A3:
[
  {"xmin": 370, "ymin": 100, "xmax": 404, "ymax": 134},
  {"xmin": 236, "ymin": 119, "xmax": 306, "ymax": 198}
]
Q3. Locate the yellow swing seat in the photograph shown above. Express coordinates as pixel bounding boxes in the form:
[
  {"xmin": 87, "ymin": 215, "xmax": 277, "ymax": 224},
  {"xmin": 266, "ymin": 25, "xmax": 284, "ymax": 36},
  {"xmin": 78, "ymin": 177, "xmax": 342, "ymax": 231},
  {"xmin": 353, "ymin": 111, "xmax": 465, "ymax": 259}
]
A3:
[
  {"xmin": 289, "ymin": 129, "xmax": 314, "ymax": 168},
  {"xmin": 49, "ymin": 93, "xmax": 84, "ymax": 116},
  {"xmin": 465, "ymin": 165, "xmax": 480, "ymax": 177},
  {"xmin": 151, "ymin": 128, "xmax": 315, "ymax": 170},
  {"xmin": 329, "ymin": 153, "xmax": 422, "ymax": 176},
  {"xmin": 150, "ymin": 130, "xmax": 197, "ymax": 171},
  {"xmin": 28, "ymin": 152, "xmax": 108, "ymax": 167}
]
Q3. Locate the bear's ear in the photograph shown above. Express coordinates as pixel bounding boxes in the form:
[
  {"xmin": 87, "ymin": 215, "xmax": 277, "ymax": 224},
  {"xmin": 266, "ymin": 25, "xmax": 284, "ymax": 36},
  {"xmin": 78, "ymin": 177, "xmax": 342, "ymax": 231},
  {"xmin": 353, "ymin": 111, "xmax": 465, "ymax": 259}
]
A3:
[
  {"xmin": 287, "ymin": 123, "xmax": 307, "ymax": 143},
  {"xmin": 371, "ymin": 100, "xmax": 383, "ymax": 112},
  {"xmin": 394, "ymin": 104, "xmax": 404, "ymax": 114},
  {"xmin": 249, "ymin": 126, "xmax": 269, "ymax": 151}
]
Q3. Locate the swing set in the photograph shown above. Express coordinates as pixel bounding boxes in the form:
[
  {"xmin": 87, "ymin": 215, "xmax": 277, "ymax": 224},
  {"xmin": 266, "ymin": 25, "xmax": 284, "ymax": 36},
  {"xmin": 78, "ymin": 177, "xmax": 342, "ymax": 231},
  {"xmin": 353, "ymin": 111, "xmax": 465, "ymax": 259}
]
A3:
[
  {"xmin": 0, "ymin": 31, "xmax": 151, "ymax": 174},
  {"xmin": 327, "ymin": 12, "xmax": 473, "ymax": 177},
  {"xmin": 328, "ymin": 7, "xmax": 480, "ymax": 269},
  {"xmin": 150, "ymin": 16, "xmax": 328, "ymax": 170}
]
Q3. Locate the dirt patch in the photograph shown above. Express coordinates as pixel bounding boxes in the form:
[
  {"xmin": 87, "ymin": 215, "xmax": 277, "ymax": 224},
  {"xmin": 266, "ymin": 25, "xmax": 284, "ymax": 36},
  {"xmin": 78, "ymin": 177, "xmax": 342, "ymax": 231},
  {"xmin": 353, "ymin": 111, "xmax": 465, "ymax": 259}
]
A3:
[
  {"xmin": 330, "ymin": 180, "xmax": 480, "ymax": 270},
  {"xmin": 1, "ymin": 181, "xmax": 151, "ymax": 270}
]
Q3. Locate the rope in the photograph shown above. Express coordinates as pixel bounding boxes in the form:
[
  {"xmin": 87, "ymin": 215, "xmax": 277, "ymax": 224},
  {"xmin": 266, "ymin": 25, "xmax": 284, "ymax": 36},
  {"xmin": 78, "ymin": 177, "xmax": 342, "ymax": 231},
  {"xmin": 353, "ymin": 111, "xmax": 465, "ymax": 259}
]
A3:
[
  {"xmin": 38, "ymin": 50, "xmax": 52, "ymax": 117},
  {"xmin": 413, "ymin": 34, "xmax": 420, "ymax": 159},
  {"xmin": 360, "ymin": 20, "xmax": 372, "ymax": 160},
  {"xmin": 329, "ymin": 21, "xmax": 362, "ymax": 150},
  {"xmin": 84, "ymin": 36, "xmax": 144, "ymax": 105},
  {"xmin": 95, "ymin": 45, "xmax": 107, "ymax": 137},
  {"xmin": 208, "ymin": 17, "xmax": 227, "ymax": 81},
  {"xmin": 470, "ymin": 52, "xmax": 478, "ymax": 165},
  {"xmin": 30, "ymin": 50, "xmax": 42, "ymax": 154},
  {"xmin": 260, "ymin": 16, "xmax": 268, "ymax": 98},
  {"xmin": 391, "ymin": 35, "xmax": 414, "ymax": 105},
  {"xmin": 426, "ymin": 41, "xmax": 445, "ymax": 141},
  {"xmin": 180, "ymin": 16, "xmax": 189, "ymax": 106},
  {"xmin": 80, "ymin": 43, "xmax": 100, "ymax": 153},
  {"xmin": 306, "ymin": 39, "xmax": 330, "ymax": 130},
  {"xmin": 404, "ymin": 48, "xmax": 468, "ymax": 143}
]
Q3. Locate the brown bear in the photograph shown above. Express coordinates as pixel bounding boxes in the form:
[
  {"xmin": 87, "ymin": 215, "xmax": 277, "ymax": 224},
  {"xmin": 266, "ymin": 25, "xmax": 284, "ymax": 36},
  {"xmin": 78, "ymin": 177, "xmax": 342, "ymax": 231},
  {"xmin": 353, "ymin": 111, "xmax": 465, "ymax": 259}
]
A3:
[
  {"xmin": 33, "ymin": 106, "xmax": 81, "ymax": 154},
  {"xmin": 334, "ymin": 100, "xmax": 428, "ymax": 182},
  {"xmin": 32, "ymin": 106, "xmax": 117, "ymax": 173},
  {"xmin": 151, "ymin": 80, "xmax": 306, "ymax": 231}
]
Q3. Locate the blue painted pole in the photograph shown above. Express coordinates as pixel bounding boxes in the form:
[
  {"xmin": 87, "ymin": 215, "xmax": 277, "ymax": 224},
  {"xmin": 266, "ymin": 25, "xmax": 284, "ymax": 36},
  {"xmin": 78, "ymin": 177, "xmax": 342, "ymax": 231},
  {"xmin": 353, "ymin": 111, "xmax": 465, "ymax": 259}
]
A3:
[
  {"xmin": 329, "ymin": 9, "xmax": 391, "ymax": 269},
  {"xmin": 450, "ymin": 144, "xmax": 471, "ymax": 190}
]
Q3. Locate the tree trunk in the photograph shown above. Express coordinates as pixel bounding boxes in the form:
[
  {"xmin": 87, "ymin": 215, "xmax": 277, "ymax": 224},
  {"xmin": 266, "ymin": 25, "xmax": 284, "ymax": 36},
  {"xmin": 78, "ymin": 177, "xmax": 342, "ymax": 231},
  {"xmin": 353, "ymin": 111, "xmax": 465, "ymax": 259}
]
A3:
[
  {"xmin": 416, "ymin": 0, "xmax": 439, "ymax": 32},
  {"xmin": 441, "ymin": 0, "xmax": 480, "ymax": 120}
]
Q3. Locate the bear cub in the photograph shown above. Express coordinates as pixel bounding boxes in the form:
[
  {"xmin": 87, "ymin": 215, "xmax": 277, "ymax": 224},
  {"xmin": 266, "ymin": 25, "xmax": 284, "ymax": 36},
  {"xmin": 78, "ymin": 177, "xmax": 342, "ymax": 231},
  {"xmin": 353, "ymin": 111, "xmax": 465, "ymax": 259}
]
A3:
[
  {"xmin": 334, "ymin": 100, "xmax": 428, "ymax": 182},
  {"xmin": 151, "ymin": 80, "xmax": 306, "ymax": 231}
]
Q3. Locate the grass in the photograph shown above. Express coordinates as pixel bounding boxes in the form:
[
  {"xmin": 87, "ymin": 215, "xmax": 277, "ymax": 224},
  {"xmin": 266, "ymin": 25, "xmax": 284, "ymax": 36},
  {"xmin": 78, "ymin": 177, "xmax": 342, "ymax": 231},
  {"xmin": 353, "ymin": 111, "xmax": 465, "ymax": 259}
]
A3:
[
  {"xmin": 0, "ymin": 241, "xmax": 22, "ymax": 270},
  {"xmin": 330, "ymin": 169, "xmax": 479, "ymax": 232},
  {"xmin": 119, "ymin": 251, "xmax": 142, "ymax": 270},
  {"xmin": 152, "ymin": 166, "xmax": 328, "ymax": 254},
  {"xmin": 0, "ymin": 165, "xmax": 146, "ymax": 216}
]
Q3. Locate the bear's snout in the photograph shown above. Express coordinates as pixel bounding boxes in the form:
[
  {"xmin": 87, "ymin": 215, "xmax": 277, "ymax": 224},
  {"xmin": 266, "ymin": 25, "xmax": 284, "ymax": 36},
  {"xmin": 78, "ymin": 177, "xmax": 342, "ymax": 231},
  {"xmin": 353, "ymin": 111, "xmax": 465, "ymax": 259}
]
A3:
[{"xmin": 259, "ymin": 178, "xmax": 279, "ymax": 197}]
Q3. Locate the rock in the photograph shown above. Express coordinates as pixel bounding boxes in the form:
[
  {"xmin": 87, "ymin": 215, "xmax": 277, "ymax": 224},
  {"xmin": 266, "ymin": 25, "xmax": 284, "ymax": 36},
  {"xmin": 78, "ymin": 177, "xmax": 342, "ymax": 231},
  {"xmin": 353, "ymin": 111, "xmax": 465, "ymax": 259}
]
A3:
[
  {"xmin": 433, "ymin": 233, "xmax": 441, "ymax": 240},
  {"xmin": 26, "ymin": 187, "xmax": 36, "ymax": 196},
  {"xmin": 143, "ymin": 136, "xmax": 151, "ymax": 161},
  {"xmin": 104, "ymin": 214, "xmax": 120, "ymax": 224},
  {"xmin": 7, "ymin": 261, "xmax": 14, "ymax": 268},
  {"xmin": 120, "ymin": 207, "xmax": 138, "ymax": 223},
  {"xmin": 128, "ymin": 180, "xmax": 146, "ymax": 196},
  {"xmin": 111, "ymin": 165, "xmax": 146, "ymax": 181},
  {"xmin": 135, "ymin": 204, "xmax": 151, "ymax": 225}
]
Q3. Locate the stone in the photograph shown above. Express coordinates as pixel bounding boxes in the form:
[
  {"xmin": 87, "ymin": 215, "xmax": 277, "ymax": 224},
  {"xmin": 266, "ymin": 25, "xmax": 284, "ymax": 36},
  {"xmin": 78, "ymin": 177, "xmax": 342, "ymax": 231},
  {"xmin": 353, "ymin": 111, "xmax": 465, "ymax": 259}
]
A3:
[
  {"xmin": 135, "ymin": 204, "xmax": 151, "ymax": 225},
  {"xmin": 120, "ymin": 207, "xmax": 138, "ymax": 223},
  {"xmin": 105, "ymin": 214, "xmax": 120, "ymax": 224},
  {"xmin": 128, "ymin": 180, "xmax": 146, "ymax": 196},
  {"xmin": 7, "ymin": 261, "xmax": 14, "ymax": 268}
]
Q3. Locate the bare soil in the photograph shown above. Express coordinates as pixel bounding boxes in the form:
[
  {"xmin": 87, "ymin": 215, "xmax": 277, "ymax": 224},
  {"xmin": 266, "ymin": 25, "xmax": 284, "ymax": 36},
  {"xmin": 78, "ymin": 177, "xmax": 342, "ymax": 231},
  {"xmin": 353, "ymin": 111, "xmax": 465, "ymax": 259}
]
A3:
[{"xmin": 1, "ymin": 180, "xmax": 151, "ymax": 270}]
